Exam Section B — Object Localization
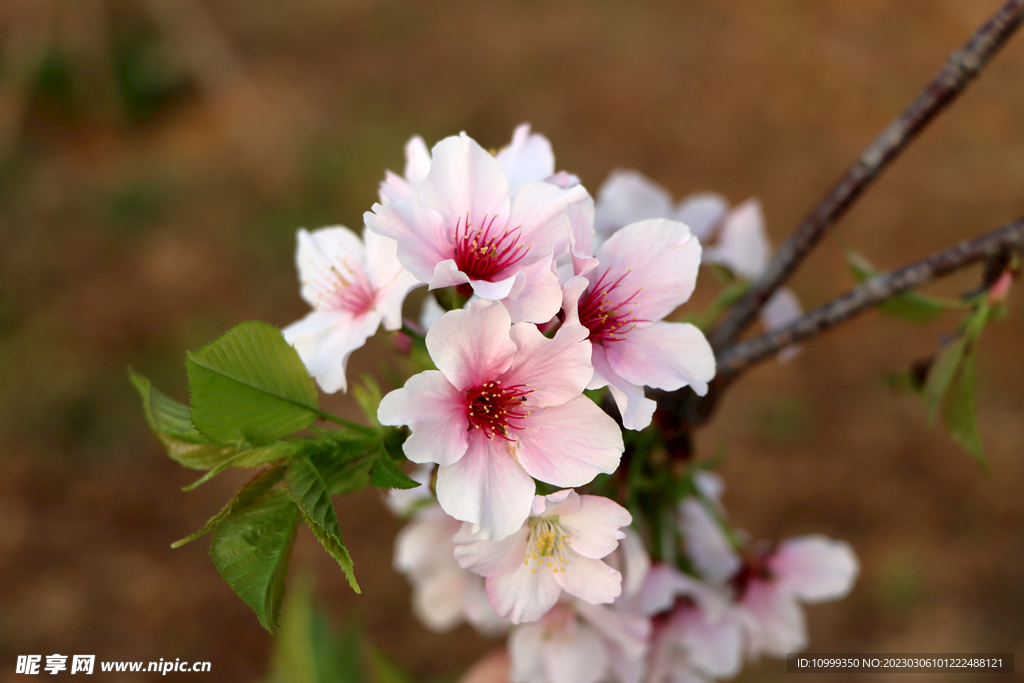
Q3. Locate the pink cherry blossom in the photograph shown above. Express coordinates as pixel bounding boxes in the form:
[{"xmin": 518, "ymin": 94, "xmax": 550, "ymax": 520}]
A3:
[
  {"xmin": 508, "ymin": 599, "xmax": 651, "ymax": 683},
  {"xmin": 366, "ymin": 131, "xmax": 589, "ymax": 323},
  {"xmin": 454, "ymin": 489, "xmax": 632, "ymax": 624},
  {"xmin": 563, "ymin": 211, "xmax": 716, "ymax": 430},
  {"xmin": 283, "ymin": 225, "xmax": 421, "ymax": 393},
  {"xmin": 394, "ymin": 503, "xmax": 509, "ymax": 635},
  {"xmin": 377, "ymin": 300, "xmax": 623, "ymax": 541}
]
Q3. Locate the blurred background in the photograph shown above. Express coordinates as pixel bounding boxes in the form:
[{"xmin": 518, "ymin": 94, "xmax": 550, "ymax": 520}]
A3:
[{"xmin": 1, "ymin": 0, "xmax": 1022, "ymax": 681}]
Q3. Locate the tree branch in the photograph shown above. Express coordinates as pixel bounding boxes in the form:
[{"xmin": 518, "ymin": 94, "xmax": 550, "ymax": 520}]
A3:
[
  {"xmin": 708, "ymin": 0, "xmax": 1024, "ymax": 351},
  {"xmin": 715, "ymin": 215, "xmax": 1024, "ymax": 379}
]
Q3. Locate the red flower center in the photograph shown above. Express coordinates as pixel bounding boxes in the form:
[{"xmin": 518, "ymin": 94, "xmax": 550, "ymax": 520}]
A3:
[
  {"xmin": 466, "ymin": 380, "xmax": 534, "ymax": 441},
  {"xmin": 452, "ymin": 212, "xmax": 529, "ymax": 281},
  {"xmin": 308, "ymin": 261, "xmax": 376, "ymax": 316},
  {"xmin": 577, "ymin": 267, "xmax": 649, "ymax": 344}
]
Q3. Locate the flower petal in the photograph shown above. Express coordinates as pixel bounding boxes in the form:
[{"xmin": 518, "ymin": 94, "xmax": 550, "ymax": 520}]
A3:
[
  {"xmin": 404, "ymin": 134, "xmax": 432, "ymax": 187},
  {"xmin": 507, "ymin": 180, "xmax": 590, "ymax": 259},
  {"xmin": 740, "ymin": 580, "xmax": 807, "ymax": 656},
  {"xmin": 704, "ymin": 198, "xmax": 770, "ymax": 280},
  {"xmin": 503, "ymin": 321, "xmax": 591, "ymax": 407},
  {"xmin": 508, "ymin": 621, "xmax": 547, "ymax": 681},
  {"xmin": 591, "ymin": 344, "xmax": 656, "ymax": 430},
  {"xmin": 419, "ymin": 132, "xmax": 511, "ymax": 233},
  {"xmin": 678, "ymin": 497, "xmax": 741, "ymax": 585},
  {"xmin": 605, "ymin": 322, "xmax": 715, "ymax": 395},
  {"xmin": 377, "ymin": 370, "xmax": 470, "ymax": 466},
  {"xmin": 366, "ymin": 200, "xmax": 452, "ymax": 284},
  {"xmin": 771, "ymin": 535, "xmax": 858, "ymax": 603},
  {"xmin": 594, "ymin": 169, "xmax": 673, "ymax": 239},
  {"xmin": 513, "ymin": 397, "xmax": 623, "ymax": 487},
  {"xmin": 363, "ymin": 228, "xmax": 422, "ymax": 330},
  {"xmin": 543, "ymin": 621, "xmax": 609, "ymax": 683},
  {"xmin": 673, "ymin": 192, "xmax": 728, "ymax": 241},
  {"xmin": 498, "ymin": 259, "xmax": 563, "ymax": 324},
  {"xmin": 283, "ymin": 309, "xmax": 380, "ymax": 394},
  {"xmin": 426, "ymin": 300, "xmax": 518, "ymax": 391},
  {"xmin": 486, "ymin": 562, "xmax": 562, "ymax": 624},
  {"xmin": 495, "ymin": 123, "xmax": 555, "ymax": 195},
  {"xmin": 454, "ymin": 523, "xmax": 531, "ymax": 577},
  {"xmin": 436, "ymin": 431, "xmax": 536, "ymax": 541},
  {"xmin": 553, "ymin": 554, "xmax": 622, "ymax": 605},
  {"xmin": 556, "ymin": 494, "xmax": 631, "ymax": 560},
  {"xmin": 595, "ymin": 218, "xmax": 702, "ymax": 323}
]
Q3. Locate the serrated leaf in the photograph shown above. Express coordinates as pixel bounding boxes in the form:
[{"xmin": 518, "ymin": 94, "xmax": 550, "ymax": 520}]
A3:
[
  {"xmin": 130, "ymin": 368, "xmax": 236, "ymax": 469},
  {"xmin": 187, "ymin": 321, "xmax": 319, "ymax": 447},
  {"xmin": 210, "ymin": 488, "xmax": 300, "ymax": 631},
  {"xmin": 173, "ymin": 465, "xmax": 287, "ymax": 547},
  {"xmin": 941, "ymin": 350, "xmax": 988, "ymax": 472},
  {"xmin": 181, "ymin": 441, "xmax": 298, "ymax": 491},
  {"xmin": 285, "ymin": 458, "xmax": 360, "ymax": 593},
  {"xmin": 370, "ymin": 441, "xmax": 419, "ymax": 490},
  {"xmin": 304, "ymin": 433, "xmax": 377, "ymax": 496}
]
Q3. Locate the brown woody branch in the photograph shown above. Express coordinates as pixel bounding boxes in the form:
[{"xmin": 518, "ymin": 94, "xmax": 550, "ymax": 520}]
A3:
[
  {"xmin": 707, "ymin": 0, "xmax": 1024, "ymax": 351},
  {"xmin": 715, "ymin": 215, "xmax": 1024, "ymax": 378}
]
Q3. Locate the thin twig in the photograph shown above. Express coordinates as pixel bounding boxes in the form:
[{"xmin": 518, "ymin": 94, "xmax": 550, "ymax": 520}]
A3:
[
  {"xmin": 715, "ymin": 215, "xmax": 1024, "ymax": 378},
  {"xmin": 708, "ymin": 0, "xmax": 1024, "ymax": 351}
]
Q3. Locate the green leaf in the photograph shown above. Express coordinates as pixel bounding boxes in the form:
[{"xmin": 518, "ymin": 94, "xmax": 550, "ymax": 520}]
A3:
[
  {"xmin": 370, "ymin": 441, "xmax": 419, "ymax": 490},
  {"xmin": 130, "ymin": 367, "xmax": 236, "ymax": 469},
  {"xmin": 301, "ymin": 431, "xmax": 378, "ymax": 495},
  {"xmin": 172, "ymin": 465, "xmax": 287, "ymax": 547},
  {"xmin": 179, "ymin": 441, "xmax": 298, "ymax": 491},
  {"xmin": 209, "ymin": 488, "xmax": 300, "ymax": 631},
  {"xmin": 187, "ymin": 321, "xmax": 319, "ymax": 447},
  {"xmin": 351, "ymin": 374, "xmax": 383, "ymax": 428},
  {"xmin": 923, "ymin": 336, "xmax": 967, "ymax": 424},
  {"xmin": 845, "ymin": 251, "xmax": 946, "ymax": 323},
  {"xmin": 941, "ymin": 350, "xmax": 988, "ymax": 472},
  {"xmin": 265, "ymin": 579, "xmax": 365, "ymax": 683},
  {"xmin": 285, "ymin": 458, "xmax": 360, "ymax": 593}
]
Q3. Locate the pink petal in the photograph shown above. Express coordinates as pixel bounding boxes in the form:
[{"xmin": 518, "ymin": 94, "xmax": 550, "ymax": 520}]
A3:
[
  {"xmin": 380, "ymin": 170, "xmax": 419, "ymax": 204},
  {"xmin": 740, "ymin": 580, "xmax": 807, "ymax": 656},
  {"xmin": 595, "ymin": 218, "xmax": 702, "ymax": 323},
  {"xmin": 454, "ymin": 523, "xmax": 531, "ymax": 577},
  {"xmin": 705, "ymin": 198, "xmax": 770, "ymax": 280},
  {"xmin": 678, "ymin": 497, "xmax": 740, "ymax": 585},
  {"xmin": 467, "ymin": 270, "xmax": 522, "ymax": 301},
  {"xmin": 509, "ymin": 622, "xmax": 547, "ymax": 681},
  {"xmin": 363, "ymin": 228, "xmax": 423, "ymax": 330},
  {"xmin": 507, "ymin": 180, "xmax": 590, "ymax": 259},
  {"xmin": 377, "ymin": 370, "xmax": 470, "ymax": 466},
  {"xmin": 594, "ymin": 169, "xmax": 673, "ymax": 239},
  {"xmin": 404, "ymin": 134, "xmax": 432, "ymax": 187},
  {"xmin": 770, "ymin": 535, "xmax": 858, "ymax": 603},
  {"xmin": 555, "ymin": 494, "xmax": 631, "ymax": 560},
  {"xmin": 566, "ymin": 203, "xmax": 599, "ymax": 278},
  {"xmin": 495, "ymin": 123, "xmax": 555, "ymax": 195},
  {"xmin": 436, "ymin": 431, "xmax": 536, "ymax": 542},
  {"xmin": 486, "ymin": 563, "xmax": 562, "ymax": 624},
  {"xmin": 513, "ymin": 397, "xmax": 623, "ymax": 487},
  {"xmin": 429, "ymin": 258, "xmax": 475, "ymax": 290},
  {"xmin": 498, "ymin": 259, "xmax": 563, "ymax": 324},
  {"xmin": 365, "ymin": 200, "xmax": 452, "ymax": 284},
  {"xmin": 590, "ymin": 344, "xmax": 656, "ymax": 431},
  {"xmin": 560, "ymin": 276, "xmax": 590, "ymax": 330},
  {"xmin": 553, "ymin": 554, "xmax": 622, "ymax": 605},
  {"xmin": 503, "ymin": 321, "xmax": 591, "ymax": 407},
  {"xmin": 543, "ymin": 621, "xmax": 609, "ymax": 683},
  {"xmin": 295, "ymin": 226, "xmax": 367, "ymax": 308},
  {"xmin": 414, "ymin": 569, "xmax": 467, "ymax": 632},
  {"xmin": 672, "ymin": 605, "xmax": 743, "ymax": 679},
  {"xmin": 426, "ymin": 300, "xmax": 517, "ymax": 391},
  {"xmin": 419, "ymin": 133, "xmax": 511, "ymax": 235},
  {"xmin": 673, "ymin": 192, "xmax": 728, "ymax": 241},
  {"xmin": 761, "ymin": 287, "xmax": 803, "ymax": 362},
  {"xmin": 575, "ymin": 601, "xmax": 651, "ymax": 663},
  {"xmin": 605, "ymin": 322, "xmax": 715, "ymax": 395},
  {"xmin": 283, "ymin": 309, "xmax": 381, "ymax": 394}
]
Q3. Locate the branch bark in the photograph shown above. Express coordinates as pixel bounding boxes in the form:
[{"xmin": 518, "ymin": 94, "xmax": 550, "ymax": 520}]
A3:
[
  {"xmin": 707, "ymin": 0, "xmax": 1024, "ymax": 351},
  {"xmin": 716, "ymin": 215, "xmax": 1024, "ymax": 378}
]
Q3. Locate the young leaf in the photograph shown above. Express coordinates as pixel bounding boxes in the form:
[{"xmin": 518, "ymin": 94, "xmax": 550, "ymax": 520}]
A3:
[
  {"xmin": 180, "ymin": 441, "xmax": 299, "ymax": 491},
  {"xmin": 923, "ymin": 336, "xmax": 967, "ymax": 424},
  {"xmin": 845, "ymin": 250, "xmax": 947, "ymax": 323},
  {"xmin": 187, "ymin": 321, "xmax": 319, "ymax": 446},
  {"xmin": 173, "ymin": 465, "xmax": 287, "ymax": 547},
  {"xmin": 209, "ymin": 488, "xmax": 300, "ymax": 632},
  {"xmin": 303, "ymin": 433, "xmax": 378, "ymax": 496},
  {"xmin": 285, "ymin": 458, "xmax": 360, "ymax": 593},
  {"xmin": 130, "ymin": 368, "xmax": 236, "ymax": 469},
  {"xmin": 370, "ymin": 441, "xmax": 419, "ymax": 490},
  {"xmin": 941, "ymin": 349, "xmax": 988, "ymax": 472}
]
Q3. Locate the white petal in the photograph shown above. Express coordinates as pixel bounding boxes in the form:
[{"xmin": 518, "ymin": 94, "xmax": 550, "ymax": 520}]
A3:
[
  {"xmin": 413, "ymin": 568, "xmax": 467, "ymax": 632},
  {"xmin": 498, "ymin": 260, "xmax": 563, "ymax": 324},
  {"xmin": 486, "ymin": 563, "xmax": 563, "ymax": 624},
  {"xmin": 705, "ymin": 198, "xmax": 770, "ymax": 280},
  {"xmin": 283, "ymin": 309, "xmax": 380, "ymax": 394},
  {"xmin": 507, "ymin": 180, "xmax": 590, "ymax": 259},
  {"xmin": 740, "ymin": 580, "xmax": 807, "ymax": 657},
  {"xmin": 426, "ymin": 300, "xmax": 517, "ymax": 392},
  {"xmin": 556, "ymin": 494, "xmax": 631, "ymax": 560},
  {"xmin": 594, "ymin": 169, "xmax": 673, "ymax": 239},
  {"xmin": 513, "ymin": 397, "xmax": 623, "ymax": 488},
  {"xmin": 508, "ymin": 622, "xmax": 548, "ymax": 682},
  {"xmin": 543, "ymin": 620, "xmax": 609, "ymax": 683},
  {"xmin": 454, "ymin": 523, "xmax": 531, "ymax": 577},
  {"xmin": 419, "ymin": 132, "xmax": 511, "ymax": 234},
  {"xmin": 604, "ymin": 322, "xmax": 716, "ymax": 395},
  {"xmin": 771, "ymin": 535, "xmax": 859, "ymax": 603},
  {"xmin": 673, "ymin": 192, "xmax": 728, "ymax": 241},
  {"xmin": 674, "ymin": 606, "xmax": 743, "ymax": 679},
  {"xmin": 363, "ymin": 228, "xmax": 422, "ymax": 330},
  {"xmin": 503, "ymin": 321, "xmax": 591, "ymax": 407},
  {"xmin": 436, "ymin": 432, "xmax": 536, "ymax": 542},
  {"xmin": 377, "ymin": 370, "xmax": 469, "ymax": 466},
  {"xmin": 554, "ymin": 554, "xmax": 622, "ymax": 605},
  {"xmin": 404, "ymin": 134, "xmax": 432, "ymax": 187},
  {"xmin": 679, "ymin": 498, "xmax": 741, "ymax": 585},
  {"xmin": 365, "ymin": 200, "xmax": 452, "ymax": 284},
  {"xmin": 495, "ymin": 123, "xmax": 556, "ymax": 195},
  {"xmin": 591, "ymin": 344, "xmax": 656, "ymax": 431},
  {"xmin": 761, "ymin": 287, "xmax": 803, "ymax": 362}
]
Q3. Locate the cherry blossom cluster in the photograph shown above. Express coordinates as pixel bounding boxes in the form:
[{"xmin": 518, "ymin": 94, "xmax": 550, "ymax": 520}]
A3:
[{"xmin": 280, "ymin": 124, "xmax": 857, "ymax": 683}]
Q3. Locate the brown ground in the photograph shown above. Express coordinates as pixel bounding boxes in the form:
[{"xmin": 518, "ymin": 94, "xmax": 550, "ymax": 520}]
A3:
[{"xmin": 1, "ymin": 1, "xmax": 1022, "ymax": 682}]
